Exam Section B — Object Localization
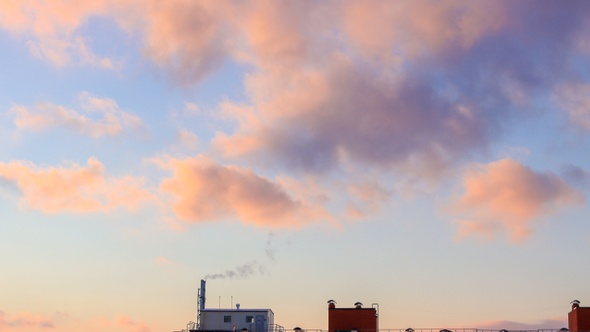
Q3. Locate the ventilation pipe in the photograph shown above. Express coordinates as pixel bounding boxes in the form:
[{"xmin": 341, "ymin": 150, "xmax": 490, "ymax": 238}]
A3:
[
  {"xmin": 327, "ymin": 300, "xmax": 336, "ymax": 309},
  {"xmin": 572, "ymin": 300, "xmax": 580, "ymax": 310}
]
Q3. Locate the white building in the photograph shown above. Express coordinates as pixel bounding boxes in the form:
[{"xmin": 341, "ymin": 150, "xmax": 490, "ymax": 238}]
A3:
[{"xmin": 200, "ymin": 308, "xmax": 275, "ymax": 332}]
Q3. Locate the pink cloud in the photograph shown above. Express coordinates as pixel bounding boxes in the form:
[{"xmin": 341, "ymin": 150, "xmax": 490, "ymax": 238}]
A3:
[
  {"xmin": 0, "ymin": 158, "xmax": 152, "ymax": 214},
  {"xmin": 9, "ymin": 91, "xmax": 144, "ymax": 138},
  {"xmin": 214, "ymin": 55, "xmax": 487, "ymax": 178},
  {"xmin": 154, "ymin": 256, "xmax": 173, "ymax": 265},
  {"xmin": 231, "ymin": 1, "xmax": 322, "ymax": 68},
  {"xmin": 450, "ymin": 159, "xmax": 584, "ymax": 241},
  {"xmin": 474, "ymin": 317, "xmax": 566, "ymax": 330},
  {"xmin": 207, "ymin": 1, "xmax": 590, "ymax": 185},
  {"xmin": 177, "ymin": 128, "xmax": 199, "ymax": 151},
  {"xmin": 341, "ymin": 1, "xmax": 508, "ymax": 62},
  {"xmin": 158, "ymin": 155, "xmax": 330, "ymax": 227},
  {"xmin": 117, "ymin": 316, "xmax": 151, "ymax": 332},
  {"xmin": 0, "ymin": 310, "xmax": 55, "ymax": 330},
  {"xmin": 3, "ymin": 1, "xmax": 590, "ymax": 227},
  {"xmin": 344, "ymin": 181, "xmax": 392, "ymax": 219},
  {"xmin": 141, "ymin": 1, "xmax": 232, "ymax": 85},
  {"xmin": 0, "ymin": 0, "xmax": 121, "ymax": 67}
]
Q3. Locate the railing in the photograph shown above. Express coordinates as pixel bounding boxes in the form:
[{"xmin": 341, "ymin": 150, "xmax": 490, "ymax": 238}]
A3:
[
  {"xmin": 178, "ymin": 327, "xmax": 572, "ymax": 332},
  {"xmin": 277, "ymin": 329, "xmax": 569, "ymax": 332},
  {"xmin": 177, "ymin": 323, "xmax": 285, "ymax": 332}
]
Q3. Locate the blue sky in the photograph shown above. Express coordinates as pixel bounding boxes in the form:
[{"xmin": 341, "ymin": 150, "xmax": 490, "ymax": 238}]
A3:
[{"xmin": 1, "ymin": 1, "xmax": 590, "ymax": 332}]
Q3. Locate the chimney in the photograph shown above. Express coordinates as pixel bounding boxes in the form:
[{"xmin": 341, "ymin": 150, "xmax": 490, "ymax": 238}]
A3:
[{"xmin": 199, "ymin": 279, "xmax": 207, "ymax": 311}]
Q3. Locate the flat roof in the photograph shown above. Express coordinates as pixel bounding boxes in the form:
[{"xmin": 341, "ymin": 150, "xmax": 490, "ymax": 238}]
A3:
[{"xmin": 201, "ymin": 309, "xmax": 273, "ymax": 313}]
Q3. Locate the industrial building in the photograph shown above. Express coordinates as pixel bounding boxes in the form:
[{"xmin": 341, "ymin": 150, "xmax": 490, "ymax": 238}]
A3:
[
  {"xmin": 180, "ymin": 280, "xmax": 282, "ymax": 332},
  {"xmin": 328, "ymin": 300, "xmax": 378, "ymax": 332},
  {"xmin": 198, "ymin": 308, "xmax": 276, "ymax": 332}
]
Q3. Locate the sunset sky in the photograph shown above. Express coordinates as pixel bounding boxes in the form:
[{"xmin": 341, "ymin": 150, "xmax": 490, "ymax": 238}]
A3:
[{"xmin": 1, "ymin": 1, "xmax": 590, "ymax": 332}]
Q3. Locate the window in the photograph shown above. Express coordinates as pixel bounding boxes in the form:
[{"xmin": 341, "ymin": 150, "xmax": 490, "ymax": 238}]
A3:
[
  {"xmin": 246, "ymin": 316, "xmax": 254, "ymax": 323},
  {"xmin": 224, "ymin": 316, "xmax": 231, "ymax": 323}
]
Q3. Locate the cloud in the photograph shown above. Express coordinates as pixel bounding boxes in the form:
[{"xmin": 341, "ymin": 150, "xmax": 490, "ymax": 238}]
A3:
[
  {"xmin": 475, "ymin": 317, "xmax": 566, "ymax": 330},
  {"xmin": 562, "ymin": 164, "xmax": 590, "ymax": 190},
  {"xmin": 9, "ymin": 91, "xmax": 144, "ymax": 138},
  {"xmin": 0, "ymin": 0, "xmax": 121, "ymax": 67},
  {"xmin": 345, "ymin": 180, "xmax": 392, "ymax": 219},
  {"xmin": 554, "ymin": 82, "xmax": 590, "ymax": 131},
  {"xmin": 340, "ymin": 1, "xmax": 508, "ymax": 63},
  {"xmin": 214, "ymin": 55, "xmax": 490, "ymax": 179},
  {"xmin": 177, "ymin": 128, "xmax": 199, "ymax": 151},
  {"xmin": 154, "ymin": 256, "xmax": 173, "ymax": 266},
  {"xmin": 3, "ymin": 1, "xmax": 590, "ymax": 234},
  {"xmin": 0, "ymin": 310, "xmax": 55, "ymax": 330},
  {"xmin": 230, "ymin": 1, "xmax": 321, "ymax": 68},
  {"xmin": 450, "ymin": 159, "xmax": 584, "ymax": 241},
  {"xmin": 158, "ymin": 155, "xmax": 330, "ymax": 227},
  {"xmin": 141, "ymin": 1, "xmax": 233, "ymax": 85},
  {"xmin": 0, "ymin": 158, "xmax": 152, "ymax": 214},
  {"xmin": 117, "ymin": 316, "xmax": 151, "ymax": 332},
  {"xmin": 207, "ymin": 1, "xmax": 590, "ymax": 186}
]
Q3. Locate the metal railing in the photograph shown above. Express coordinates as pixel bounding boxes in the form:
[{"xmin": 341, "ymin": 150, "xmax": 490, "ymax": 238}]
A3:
[
  {"xmin": 275, "ymin": 329, "xmax": 569, "ymax": 332},
  {"xmin": 178, "ymin": 327, "xmax": 571, "ymax": 332},
  {"xmin": 178, "ymin": 323, "xmax": 285, "ymax": 332}
]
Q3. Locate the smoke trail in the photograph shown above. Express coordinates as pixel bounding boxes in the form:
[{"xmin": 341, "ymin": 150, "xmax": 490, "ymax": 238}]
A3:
[
  {"xmin": 265, "ymin": 232, "xmax": 276, "ymax": 263},
  {"xmin": 204, "ymin": 261, "xmax": 266, "ymax": 280},
  {"xmin": 204, "ymin": 232, "xmax": 278, "ymax": 280}
]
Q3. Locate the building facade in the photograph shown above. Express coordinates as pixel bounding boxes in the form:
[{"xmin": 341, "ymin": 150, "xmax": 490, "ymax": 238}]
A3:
[
  {"xmin": 200, "ymin": 308, "xmax": 275, "ymax": 332},
  {"xmin": 569, "ymin": 302, "xmax": 590, "ymax": 332},
  {"xmin": 328, "ymin": 301, "xmax": 378, "ymax": 332}
]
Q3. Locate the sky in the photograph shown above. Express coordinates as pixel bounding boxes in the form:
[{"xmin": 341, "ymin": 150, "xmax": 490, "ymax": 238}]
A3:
[{"xmin": 1, "ymin": 1, "xmax": 590, "ymax": 331}]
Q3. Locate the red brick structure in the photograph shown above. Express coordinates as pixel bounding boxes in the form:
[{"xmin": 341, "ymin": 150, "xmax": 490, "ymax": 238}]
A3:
[
  {"xmin": 328, "ymin": 301, "xmax": 378, "ymax": 332},
  {"xmin": 569, "ymin": 302, "xmax": 590, "ymax": 332}
]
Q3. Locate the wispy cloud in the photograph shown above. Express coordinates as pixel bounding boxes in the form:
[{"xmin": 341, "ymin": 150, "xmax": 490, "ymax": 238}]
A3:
[
  {"xmin": 474, "ymin": 317, "xmax": 566, "ymax": 330},
  {"xmin": 0, "ymin": 310, "xmax": 56, "ymax": 330},
  {"xmin": 554, "ymin": 82, "xmax": 590, "ymax": 132},
  {"xmin": 117, "ymin": 316, "xmax": 152, "ymax": 332},
  {"xmin": 154, "ymin": 256, "xmax": 173, "ymax": 266},
  {"xmin": 9, "ymin": 91, "xmax": 145, "ymax": 138},
  {"xmin": 0, "ymin": 0, "xmax": 122, "ymax": 68}
]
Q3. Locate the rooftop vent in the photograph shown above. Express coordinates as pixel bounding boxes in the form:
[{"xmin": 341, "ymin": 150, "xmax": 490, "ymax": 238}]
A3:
[
  {"xmin": 572, "ymin": 300, "xmax": 581, "ymax": 310},
  {"xmin": 328, "ymin": 300, "xmax": 336, "ymax": 309}
]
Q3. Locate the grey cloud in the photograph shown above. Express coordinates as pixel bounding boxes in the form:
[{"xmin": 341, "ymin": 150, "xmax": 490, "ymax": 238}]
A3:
[
  {"xmin": 217, "ymin": 1, "xmax": 590, "ymax": 180},
  {"xmin": 562, "ymin": 164, "xmax": 590, "ymax": 190}
]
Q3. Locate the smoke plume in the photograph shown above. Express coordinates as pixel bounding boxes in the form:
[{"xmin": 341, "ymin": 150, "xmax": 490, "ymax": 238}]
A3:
[
  {"xmin": 204, "ymin": 261, "xmax": 265, "ymax": 280},
  {"xmin": 204, "ymin": 232, "xmax": 277, "ymax": 280}
]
